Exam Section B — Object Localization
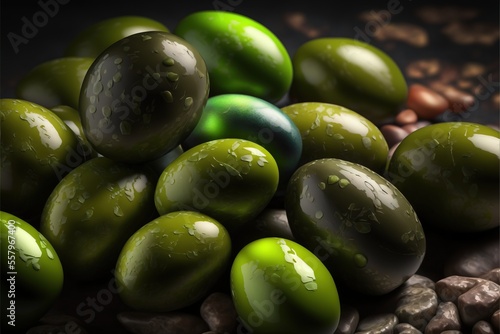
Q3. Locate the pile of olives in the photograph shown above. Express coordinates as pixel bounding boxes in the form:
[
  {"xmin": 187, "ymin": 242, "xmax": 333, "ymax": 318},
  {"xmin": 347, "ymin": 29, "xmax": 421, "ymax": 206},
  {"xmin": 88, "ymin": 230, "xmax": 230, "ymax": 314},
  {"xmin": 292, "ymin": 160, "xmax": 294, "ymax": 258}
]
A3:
[{"xmin": 1, "ymin": 10, "xmax": 498, "ymax": 334}]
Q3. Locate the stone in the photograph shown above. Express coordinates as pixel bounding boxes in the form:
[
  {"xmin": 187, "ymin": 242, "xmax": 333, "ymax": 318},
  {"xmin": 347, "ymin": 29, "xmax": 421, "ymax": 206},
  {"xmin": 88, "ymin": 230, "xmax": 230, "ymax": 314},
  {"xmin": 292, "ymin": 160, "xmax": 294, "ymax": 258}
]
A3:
[
  {"xmin": 395, "ymin": 286, "xmax": 438, "ymax": 332},
  {"xmin": 480, "ymin": 268, "xmax": 500, "ymax": 285},
  {"xmin": 117, "ymin": 311, "xmax": 209, "ymax": 334},
  {"xmin": 457, "ymin": 280, "xmax": 500, "ymax": 326},
  {"xmin": 424, "ymin": 302, "xmax": 461, "ymax": 334},
  {"xmin": 435, "ymin": 276, "xmax": 486, "ymax": 303},
  {"xmin": 200, "ymin": 292, "xmax": 238, "ymax": 333},
  {"xmin": 354, "ymin": 313, "xmax": 398, "ymax": 334},
  {"xmin": 401, "ymin": 274, "xmax": 436, "ymax": 291},
  {"xmin": 472, "ymin": 320, "xmax": 495, "ymax": 334},
  {"xmin": 490, "ymin": 309, "xmax": 500, "ymax": 332},
  {"xmin": 394, "ymin": 323, "xmax": 423, "ymax": 334},
  {"xmin": 334, "ymin": 304, "xmax": 359, "ymax": 334}
]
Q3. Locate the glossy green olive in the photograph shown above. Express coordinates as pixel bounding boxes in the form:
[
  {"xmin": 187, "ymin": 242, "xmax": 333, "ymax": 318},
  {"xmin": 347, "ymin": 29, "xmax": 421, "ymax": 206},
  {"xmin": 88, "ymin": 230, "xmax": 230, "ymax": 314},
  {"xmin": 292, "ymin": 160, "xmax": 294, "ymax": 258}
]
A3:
[
  {"xmin": 79, "ymin": 31, "xmax": 209, "ymax": 163},
  {"xmin": 290, "ymin": 38, "xmax": 408, "ymax": 124},
  {"xmin": 40, "ymin": 156, "xmax": 158, "ymax": 281},
  {"xmin": 386, "ymin": 122, "xmax": 500, "ymax": 232},
  {"xmin": 231, "ymin": 237, "xmax": 340, "ymax": 334},
  {"xmin": 285, "ymin": 158, "xmax": 426, "ymax": 295},
  {"xmin": 115, "ymin": 211, "xmax": 231, "ymax": 312},
  {"xmin": 174, "ymin": 11, "xmax": 293, "ymax": 103},
  {"xmin": 1, "ymin": 211, "xmax": 63, "ymax": 332},
  {"xmin": 1, "ymin": 99, "xmax": 87, "ymax": 222},
  {"xmin": 155, "ymin": 138, "xmax": 279, "ymax": 230},
  {"xmin": 281, "ymin": 102, "xmax": 389, "ymax": 174},
  {"xmin": 16, "ymin": 57, "xmax": 93, "ymax": 110},
  {"xmin": 65, "ymin": 16, "xmax": 169, "ymax": 58},
  {"xmin": 183, "ymin": 94, "xmax": 303, "ymax": 193}
]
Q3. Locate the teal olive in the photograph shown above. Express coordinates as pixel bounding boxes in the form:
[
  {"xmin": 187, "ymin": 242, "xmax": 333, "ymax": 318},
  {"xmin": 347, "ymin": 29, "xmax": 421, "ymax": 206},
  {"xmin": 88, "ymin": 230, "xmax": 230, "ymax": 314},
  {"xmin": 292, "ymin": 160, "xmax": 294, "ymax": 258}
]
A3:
[
  {"xmin": 155, "ymin": 138, "xmax": 279, "ymax": 230},
  {"xmin": 183, "ymin": 94, "xmax": 302, "ymax": 193},
  {"xmin": 40, "ymin": 156, "xmax": 158, "ymax": 281},
  {"xmin": 1, "ymin": 211, "xmax": 63, "ymax": 332},
  {"xmin": 115, "ymin": 211, "xmax": 231, "ymax": 312},
  {"xmin": 285, "ymin": 158, "xmax": 426, "ymax": 295},
  {"xmin": 1, "ymin": 99, "xmax": 87, "ymax": 222},
  {"xmin": 79, "ymin": 31, "xmax": 209, "ymax": 163},
  {"xmin": 231, "ymin": 237, "xmax": 340, "ymax": 334},
  {"xmin": 386, "ymin": 122, "xmax": 499, "ymax": 232},
  {"xmin": 65, "ymin": 15, "xmax": 170, "ymax": 58},
  {"xmin": 290, "ymin": 38, "xmax": 408, "ymax": 124},
  {"xmin": 174, "ymin": 11, "xmax": 293, "ymax": 103},
  {"xmin": 281, "ymin": 102, "xmax": 389, "ymax": 174},
  {"xmin": 16, "ymin": 57, "xmax": 94, "ymax": 110}
]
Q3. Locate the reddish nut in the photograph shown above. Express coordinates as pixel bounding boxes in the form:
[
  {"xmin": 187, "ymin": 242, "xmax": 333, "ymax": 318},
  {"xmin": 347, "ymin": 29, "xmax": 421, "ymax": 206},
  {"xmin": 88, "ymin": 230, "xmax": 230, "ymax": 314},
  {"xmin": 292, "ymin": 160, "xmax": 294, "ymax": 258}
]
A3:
[
  {"xmin": 429, "ymin": 82, "xmax": 476, "ymax": 113},
  {"xmin": 380, "ymin": 124, "xmax": 409, "ymax": 147},
  {"xmin": 407, "ymin": 83, "xmax": 450, "ymax": 119},
  {"xmin": 395, "ymin": 109, "xmax": 418, "ymax": 125},
  {"xmin": 402, "ymin": 120, "xmax": 432, "ymax": 133}
]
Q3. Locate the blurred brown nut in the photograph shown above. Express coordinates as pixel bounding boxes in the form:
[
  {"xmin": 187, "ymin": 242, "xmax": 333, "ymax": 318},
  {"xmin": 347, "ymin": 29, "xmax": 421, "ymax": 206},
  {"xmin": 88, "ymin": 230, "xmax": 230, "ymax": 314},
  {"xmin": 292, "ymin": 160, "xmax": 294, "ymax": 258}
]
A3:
[
  {"xmin": 461, "ymin": 62, "xmax": 487, "ymax": 79},
  {"xmin": 402, "ymin": 120, "xmax": 432, "ymax": 134},
  {"xmin": 442, "ymin": 22, "xmax": 500, "ymax": 45},
  {"xmin": 415, "ymin": 5, "xmax": 479, "ymax": 24},
  {"xmin": 406, "ymin": 59, "xmax": 441, "ymax": 79},
  {"xmin": 407, "ymin": 83, "xmax": 450, "ymax": 119},
  {"xmin": 395, "ymin": 109, "xmax": 418, "ymax": 126},
  {"xmin": 373, "ymin": 23, "xmax": 428, "ymax": 47},
  {"xmin": 380, "ymin": 124, "xmax": 409, "ymax": 147},
  {"xmin": 429, "ymin": 82, "xmax": 475, "ymax": 113}
]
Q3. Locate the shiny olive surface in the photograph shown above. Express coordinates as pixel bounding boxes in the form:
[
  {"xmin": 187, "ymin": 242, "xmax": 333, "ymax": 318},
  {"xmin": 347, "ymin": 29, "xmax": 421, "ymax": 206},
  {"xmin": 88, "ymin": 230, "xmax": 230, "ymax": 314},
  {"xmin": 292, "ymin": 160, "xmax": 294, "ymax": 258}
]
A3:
[
  {"xmin": 115, "ymin": 211, "xmax": 231, "ymax": 312},
  {"xmin": 79, "ymin": 31, "xmax": 209, "ymax": 163},
  {"xmin": 286, "ymin": 158, "xmax": 426, "ymax": 295},
  {"xmin": 1, "ymin": 211, "xmax": 63, "ymax": 332},
  {"xmin": 16, "ymin": 57, "xmax": 93, "ymax": 110},
  {"xmin": 386, "ymin": 122, "xmax": 500, "ymax": 232},
  {"xmin": 183, "ymin": 94, "xmax": 302, "ymax": 193},
  {"xmin": 174, "ymin": 11, "xmax": 293, "ymax": 103},
  {"xmin": 155, "ymin": 138, "xmax": 279, "ymax": 230},
  {"xmin": 290, "ymin": 38, "xmax": 408, "ymax": 124},
  {"xmin": 281, "ymin": 102, "xmax": 389, "ymax": 174},
  {"xmin": 40, "ymin": 156, "xmax": 158, "ymax": 281},
  {"xmin": 1, "ymin": 99, "xmax": 87, "ymax": 222},
  {"xmin": 65, "ymin": 16, "xmax": 170, "ymax": 58},
  {"xmin": 231, "ymin": 237, "xmax": 340, "ymax": 334}
]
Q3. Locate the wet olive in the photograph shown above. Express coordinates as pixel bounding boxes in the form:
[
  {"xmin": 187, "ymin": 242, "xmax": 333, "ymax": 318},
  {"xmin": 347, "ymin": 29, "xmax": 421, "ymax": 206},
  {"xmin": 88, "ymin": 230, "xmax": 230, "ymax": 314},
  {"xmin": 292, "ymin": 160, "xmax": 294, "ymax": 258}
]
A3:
[
  {"xmin": 115, "ymin": 211, "xmax": 231, "ymax": 312},
  {"xmin": 174, "ymin": 11, "xmax": 293, "ymax": 103},
  {"xmin": 231, "ymin": 237, "xmax": 340, "ymax": 334},
  {"xmin": 79, "ymin": 30, "xmax": 209, "ymax": 163},
  {"xmin": 386, "ymin": 122, "xmax": 500, "ymax": 232},
  {"xmin": 183, "ymin": 94, "xmax": 302, "ymax": 193},
  {"xmin": 65, "ymin": 16, "xmax": 170, "ymax": 58},
  {"xmin": 155, "ymin": 138, "xmax": 279, "ymax": 230},
  {"xmin": 285, "ymin": 158, "xmax": 426, "ymax": 295},
  {"xmin": 16, "ymin": 57, "xmax": 93, "ymax": 110},
  {"xmin": 1, "ymin": 211, "xmax": 63, "ymax": 332},
  {"xmin": 40, "ymin": 156, "xmax": 158, "ymax": 281},
  {"xmin": 1, "ymin": 99, "xmax": 87, "ymax": 222},
  {"xmin": 281, "ymin": 102, "xmax": 389, "ymax": 174},
  {"xmin": 290, "ymin": 38, "xmax": 408, "ymax": 124}
]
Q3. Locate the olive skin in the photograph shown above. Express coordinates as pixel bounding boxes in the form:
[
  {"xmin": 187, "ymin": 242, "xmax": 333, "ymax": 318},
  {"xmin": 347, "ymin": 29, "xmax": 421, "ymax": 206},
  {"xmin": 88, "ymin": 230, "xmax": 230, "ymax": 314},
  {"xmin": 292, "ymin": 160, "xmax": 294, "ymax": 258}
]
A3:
[
  {"xmin": 290, "ymin": 38, "xmax": 408, "ymax": 125},
  {"xmin": 281, "ymin": 102, "xmax": 389, "ymax": 174},
  {"xmin": 0, "ymin": 211, "xmax": 64, "ymax": 332},
  {"xmin": 231, "ymin": 237, "xmax": 340, "ymax": 334},
  {"xmin": 115, "ymin": 211, "xmax": 232, "ymax": 312},
  {"xmin": 174, "ymin": 11, "xmax": 293, "ymax": 103},
  {"xmin": 16, "ymin": 57, "xmax": 93, "ymax": 110},
  {"xmin": 65, "ymin": 16, "xmax": 170, "ymax": 58},
  {"xmin": 285, "ymin": 158, "xmax": 426, "ymax": 296},
  {"xmin": 183, "ymin": 94, "xmax": 302, "ymax": 193},
  {"xmin": 1, "ymin": 99, "xmax": 87, "ymax": 222},
  {"xmin": 386, "ymin": 122, "xmax": 500, "ymax": 232},
  {"xmin": 155, "ymin": 138, "xmax": 280, "ymax": 231},
  {"xmin": 40, "ymin": 156, "xmax": 158, "ymax": 281},
  {"xmin": 79, "ymin": 30, "xmax": 209, "ymax": 163}
]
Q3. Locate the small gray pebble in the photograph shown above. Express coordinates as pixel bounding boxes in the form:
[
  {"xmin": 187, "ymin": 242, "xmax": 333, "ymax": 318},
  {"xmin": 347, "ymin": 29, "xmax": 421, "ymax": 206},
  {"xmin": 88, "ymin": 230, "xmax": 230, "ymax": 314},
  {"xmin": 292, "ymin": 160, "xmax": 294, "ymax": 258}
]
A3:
[
  {"xmin": 394, "ymin": 323, "xmax": 423, "ymax": 334},
  {"xmin": 334, "ymin": 304, "xmax": 360, "ymax": 334},
  {"xmin": 117, "ymin": 311, "xmax": 209, "ymax": 334},
  {"xmin": 440, "ymin": 331, "xmax": 462, "ymax": 334},
  {"xmin": 490, "ymin": 309, "xmax": 500, "ymax": 332},
  {"xmin": 472, "ymin": 320, "xmax": 495, "ymax": 334},
  {"xmin": 424, "ymin": 302, "xmax": 461, "ymax": 334},
  {"xmin": 458, "ymin": 280, "xmax": 500, "ymax": 326},
  {"xmin": 435, "ymin": 276, "xmax": 485, "ymax": 303},
  {"xmin": 355, "ymin": 313, "xmax": 398, "ymax": 334},
  {"xmin": 480, "ymin": 268, "xmax": 500, "ymax": 285},
  {"xmin": 200, "ymin": 292, "xmax": 238, "ymax": 333},
  {"xmin": 395, "ymin": 286, "xmax": 438, "ymax": 332},
  {"xmin": 401, "ymin": 275, "xmax": 436, "ymax": 291}
]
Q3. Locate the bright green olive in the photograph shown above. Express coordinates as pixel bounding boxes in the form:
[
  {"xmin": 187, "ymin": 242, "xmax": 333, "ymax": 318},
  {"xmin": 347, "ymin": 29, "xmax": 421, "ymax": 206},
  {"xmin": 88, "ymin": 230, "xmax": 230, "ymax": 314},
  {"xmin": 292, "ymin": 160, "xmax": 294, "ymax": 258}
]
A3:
[
  {"xmin": 290, "ymin": 38, "xmax": 408, "ymax": 125},
  {"xmin": 1, "ymin": 99, "xmax": 88, "ymax": 222},
  {"xmin": 281, "ymin": 102, "xmax": 389, "ymax": 174},
  {"xmin": 79, "ymin": 31, "xmax": 209, "ymax": 163},
  {"xmin": 65, "ymin": 15, "xmax": 170, "ymax": 58},
  {"xmin": 174, "ymin": 11, "xmax": 293, "ymax": 103},
  {"xmin": 231, "ymin": 237, "xmax": 340, "ymax": 334},
  {"xmin": 386, "ymin": 122, "xmax": 500, "ymax": 232},
  {"xmin": 16, "ymin": 57, "xmax": 93, "ymax": 110},
  {"xmin": 40, "ymin": 156, "xmax": 158, "ymax": 281},
  {"xmin": 115, "ymin": 211, "xmax": 231, "ymax": 312},
  {"xmin": 183, "ymin": 94, "xmax": 302, "ymax": 194},
  {"xmin": 1, "ymin": 211, "xmax": 63, "ymax": 332},
  {"xmin": 155, "ymin": 138, "xmax": 279, "ymax": 230},
  {"xmin": 285, "ymin": 158, "xmax": 426, "ymax": 296}
]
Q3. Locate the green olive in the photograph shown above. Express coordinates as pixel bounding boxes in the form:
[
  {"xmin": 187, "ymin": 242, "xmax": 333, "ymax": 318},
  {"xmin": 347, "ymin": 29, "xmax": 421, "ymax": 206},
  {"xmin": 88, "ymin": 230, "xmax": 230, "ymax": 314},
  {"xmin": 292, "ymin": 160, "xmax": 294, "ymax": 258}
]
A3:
[
  {"xmin": 1, "ymin": 211, "xmax": 63, "ymax": 332},
  {"xmin": 386, "ymin": 122, "xmax": 499, "ymax": 232},
  {"xmin": 79, "ymin": 31, "xmax": 209, "ymax": 163},
  {"xmin": 231, "ymin": 237, "xmax": 340, "ymax": 334},
  {"xmin": 40, "ymin": 156, "xmax": 158, "ymax": 281},
  {"xmin": 286, "ymin": 158, "xmax": 426, "ymax": 295},
  {"xmin": 290, "ymin": 38, "xmax": 408, "ymax": 124},
  {"xmin": 115, "ymin": 211, "xmax": 231, "ymax": 312}
]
